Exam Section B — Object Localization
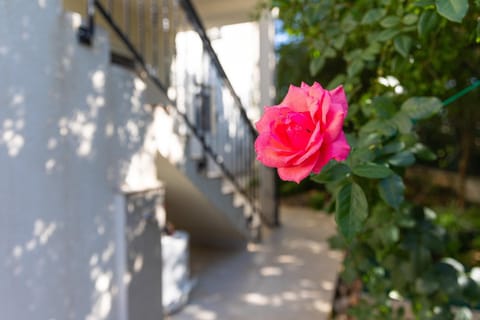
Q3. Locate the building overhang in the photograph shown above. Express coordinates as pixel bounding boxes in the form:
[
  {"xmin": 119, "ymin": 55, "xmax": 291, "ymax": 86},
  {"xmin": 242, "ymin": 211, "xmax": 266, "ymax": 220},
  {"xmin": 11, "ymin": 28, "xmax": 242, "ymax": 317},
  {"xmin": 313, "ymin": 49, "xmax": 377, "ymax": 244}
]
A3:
[{"xmin": 192, "ymin": 0, "xmax": 261, "ymax": 28}]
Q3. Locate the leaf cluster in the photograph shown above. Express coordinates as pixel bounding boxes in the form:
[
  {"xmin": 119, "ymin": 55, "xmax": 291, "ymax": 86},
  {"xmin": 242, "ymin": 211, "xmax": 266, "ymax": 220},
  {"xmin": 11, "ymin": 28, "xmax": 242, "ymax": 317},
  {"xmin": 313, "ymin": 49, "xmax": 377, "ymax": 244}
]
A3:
[{"xmin": 269, "ymin": 0, "xmax": 480, "ymax": 317}]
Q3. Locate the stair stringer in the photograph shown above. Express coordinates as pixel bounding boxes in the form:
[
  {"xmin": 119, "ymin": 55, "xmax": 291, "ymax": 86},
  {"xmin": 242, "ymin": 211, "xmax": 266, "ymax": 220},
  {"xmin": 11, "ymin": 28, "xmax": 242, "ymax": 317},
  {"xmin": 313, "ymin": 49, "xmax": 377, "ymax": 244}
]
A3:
[{"xmin": 153, "ymin": 106, "xmax": 252, "ymax": 248}]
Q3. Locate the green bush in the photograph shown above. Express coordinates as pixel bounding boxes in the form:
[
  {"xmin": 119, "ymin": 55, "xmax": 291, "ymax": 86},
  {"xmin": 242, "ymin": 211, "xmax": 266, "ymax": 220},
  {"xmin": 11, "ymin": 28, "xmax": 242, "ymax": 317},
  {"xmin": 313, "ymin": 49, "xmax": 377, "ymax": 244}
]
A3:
[{"xmin": 267, "ymin": 0, "xmax": 480, "ymax": 317}]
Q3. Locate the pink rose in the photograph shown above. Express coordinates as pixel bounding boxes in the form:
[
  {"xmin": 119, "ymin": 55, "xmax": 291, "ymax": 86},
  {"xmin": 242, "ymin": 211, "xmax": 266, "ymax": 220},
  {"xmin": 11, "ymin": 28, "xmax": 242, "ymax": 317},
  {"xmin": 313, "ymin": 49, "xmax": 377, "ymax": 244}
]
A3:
[{"xmin": 255, "ymin": 82, "xmax": 350, "ymax": 183}]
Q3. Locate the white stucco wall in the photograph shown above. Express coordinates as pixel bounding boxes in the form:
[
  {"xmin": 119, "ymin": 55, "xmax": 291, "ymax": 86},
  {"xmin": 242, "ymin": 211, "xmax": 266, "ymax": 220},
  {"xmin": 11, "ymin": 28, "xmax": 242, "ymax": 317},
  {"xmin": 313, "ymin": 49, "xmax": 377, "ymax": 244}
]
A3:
[{"xmin": 0, "ymin": 1, "xmax": 160, "ymax": 319}]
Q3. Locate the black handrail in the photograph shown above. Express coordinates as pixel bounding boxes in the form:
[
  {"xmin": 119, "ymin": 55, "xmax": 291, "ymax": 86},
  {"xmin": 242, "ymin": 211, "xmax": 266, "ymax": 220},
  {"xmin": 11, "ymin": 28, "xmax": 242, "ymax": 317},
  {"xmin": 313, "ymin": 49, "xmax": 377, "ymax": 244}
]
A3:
[
  {"xmin": 94, "ymin": 0, "xmax": 169, "ymax": 94},
  {"xmin": 178, "ymin": 0, "xmax": 257, "ymax": 138},
  {"xmin": 89, "ymin": 0, "xmax": 262, "ymax": 231}
]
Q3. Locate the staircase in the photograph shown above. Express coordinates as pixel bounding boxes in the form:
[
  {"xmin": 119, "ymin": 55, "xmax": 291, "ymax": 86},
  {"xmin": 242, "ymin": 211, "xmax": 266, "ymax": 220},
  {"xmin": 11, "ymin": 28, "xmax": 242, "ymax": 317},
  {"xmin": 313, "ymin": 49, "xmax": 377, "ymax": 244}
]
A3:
[{"xmin": 71, "ymin": 0, "xmax": 275, "ymax": 248}]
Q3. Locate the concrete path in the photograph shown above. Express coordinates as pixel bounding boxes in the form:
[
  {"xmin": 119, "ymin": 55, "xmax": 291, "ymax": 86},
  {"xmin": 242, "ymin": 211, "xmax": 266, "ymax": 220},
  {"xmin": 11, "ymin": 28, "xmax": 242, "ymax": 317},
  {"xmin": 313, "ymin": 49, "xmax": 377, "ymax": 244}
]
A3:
[{"xmin": 167, "ymin": 205, "xmax": 343, "ymax": 320}]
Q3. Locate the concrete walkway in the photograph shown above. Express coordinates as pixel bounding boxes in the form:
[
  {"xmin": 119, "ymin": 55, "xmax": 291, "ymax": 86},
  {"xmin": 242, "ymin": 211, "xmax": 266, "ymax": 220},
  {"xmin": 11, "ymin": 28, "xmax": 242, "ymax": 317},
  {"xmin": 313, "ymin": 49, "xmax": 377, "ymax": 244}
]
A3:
[{"xmin": 167, "ymin": 205, "xmax": 343, "ymax": 320}]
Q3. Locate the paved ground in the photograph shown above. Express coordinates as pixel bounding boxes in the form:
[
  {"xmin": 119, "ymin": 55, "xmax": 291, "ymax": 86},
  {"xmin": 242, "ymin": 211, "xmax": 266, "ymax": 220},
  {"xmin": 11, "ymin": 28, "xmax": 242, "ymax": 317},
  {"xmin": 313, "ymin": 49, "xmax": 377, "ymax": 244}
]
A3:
[{"xmin": 167, "ymin": 205, "xmax": 343, "ymax": 320}]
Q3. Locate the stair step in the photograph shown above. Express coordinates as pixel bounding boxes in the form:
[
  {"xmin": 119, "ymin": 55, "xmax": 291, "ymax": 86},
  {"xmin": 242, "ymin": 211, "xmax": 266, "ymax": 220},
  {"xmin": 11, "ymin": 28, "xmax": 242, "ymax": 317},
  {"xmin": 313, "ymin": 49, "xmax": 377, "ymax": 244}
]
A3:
[{"xmin": 221, "ymin": 180, "xmax": 236, "ymax": 194}]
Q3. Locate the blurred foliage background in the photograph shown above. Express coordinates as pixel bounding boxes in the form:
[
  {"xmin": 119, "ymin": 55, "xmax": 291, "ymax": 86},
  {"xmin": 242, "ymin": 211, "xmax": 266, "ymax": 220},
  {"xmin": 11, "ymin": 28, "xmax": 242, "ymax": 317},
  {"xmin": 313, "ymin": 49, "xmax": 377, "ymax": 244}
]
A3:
[{"xmin": 262, "ymin": 0, "xmax": 480, "ymax": 318}]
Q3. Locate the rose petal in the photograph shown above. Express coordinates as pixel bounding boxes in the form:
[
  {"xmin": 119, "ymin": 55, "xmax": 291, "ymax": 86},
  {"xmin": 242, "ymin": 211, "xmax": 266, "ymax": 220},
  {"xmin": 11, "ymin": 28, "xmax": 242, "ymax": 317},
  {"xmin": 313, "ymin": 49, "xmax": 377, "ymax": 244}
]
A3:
[
  {"xmin": 308, "ymin": 82, "xmax": 325, "ymax": 98},
  {"xmin": 294, "ymin": 126, "xmax": 323, "ymax": 164},
  {"xmin": 256, "ymin": 107, "xmax": 289, "ymax": 133},
  {"xmin": 330, "ymin": 85, "xmax": 348, "ymax": 115},
  {"xmin": 255, "ymin": 133, "xmax": 297, "ymax": 167},
  {"xmin": 311, "ymin": 131, "xmax": 350, "ymax": 173},
  {"xmin": 277, "ymin": 155, "xmax": 317, "ymax": 183},
  {"xmin": 311, "ymin": 151, "xmax": 331, "ymax": 174},
  {"xmin": 284, "ymin": 111, "xmax": 314, "ymax": 150},
  {"xmin": 280, "ymin": 85, "xmax": 309, "ymax": 112},
  {"xmin": 323, "ymin": 106, "xmax": 345, "ymax": 142},
  {"xmin": 330, "ymin": 131, "xmax": 351, "ymax": 161}
]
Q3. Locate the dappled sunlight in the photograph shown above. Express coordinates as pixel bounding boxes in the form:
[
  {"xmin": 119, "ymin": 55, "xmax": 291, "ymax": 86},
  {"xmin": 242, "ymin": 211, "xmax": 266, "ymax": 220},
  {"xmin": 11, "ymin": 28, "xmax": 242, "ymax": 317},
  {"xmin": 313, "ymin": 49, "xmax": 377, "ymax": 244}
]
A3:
[
  {"xmin": 87, "ymin": 241, "xmax": 118, "ymax": 320},
  {"xmin": 321, "ymin": 280, "xmax": 335, "ymax": 291},
  {"xmin": 169, "ymin": 207, "xmax": 341, "ymax": 319},
  {"xmin": 1, "ymin": 90, "xmax": 26, "ymax": 157},
  {"xmin": 246, "ymin": 242, "xmax": 266, "ymax": 253},
  {"xmin": 313, "ymin": 300, "xmax": 331, "ymax": 313},
  {"xmin": 277, "ymin": 254, "xmax": 303, "ymax": 265},
  {"xmin": 259, "ymin": 265, "xmax": 283, "ymax": 277},
  {"xmin": 7, "ymin": 219, "xmax": 57, "ymax": 268},
  {"xmin": 283, "ymin": 238, "xmax": 327, "ymax": 254},
  {"xmin": 327, "ymin": 250, "xmax": 344, "ymax": 261},
  {"xmin": 154, "ymin": 106, "xmax": 186, "ymax": 164},
  {"xmin": 182, "ymin": 304, "xmax": 218, "ymax": 320},
  {"xmin": 91, "ymin": 70, "xmax": 106, "ymax": 91},
  {"xmin": 242, "ymin": 287, "xmax": 333, "ymax": 312},
  {"xmin": 58, "ymin": 113, "xmax": 97, "ymax": 157},
  {"xmin": 243, "ymin": 292, "xmax": 271, "ymax": 306}
]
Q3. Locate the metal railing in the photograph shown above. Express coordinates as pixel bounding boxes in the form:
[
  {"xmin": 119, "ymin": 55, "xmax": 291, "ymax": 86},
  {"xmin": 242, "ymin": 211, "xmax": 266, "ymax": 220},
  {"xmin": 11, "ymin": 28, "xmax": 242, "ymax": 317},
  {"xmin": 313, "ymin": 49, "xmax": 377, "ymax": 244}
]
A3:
[{"xmin": 71, "ymin": 0, "xmax": 262, "ymax": 232}]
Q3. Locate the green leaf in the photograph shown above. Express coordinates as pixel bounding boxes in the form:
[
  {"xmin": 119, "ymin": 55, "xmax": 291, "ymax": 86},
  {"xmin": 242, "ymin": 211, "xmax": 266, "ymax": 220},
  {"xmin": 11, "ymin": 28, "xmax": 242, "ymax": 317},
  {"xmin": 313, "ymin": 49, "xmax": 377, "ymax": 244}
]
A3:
[
  {"xmin": 402, "ymin": 13, "xmax": 419, "ymax": 25},
  {"xmin": 324, "ymin": 46, "xmax": 336, "ymax": 58},
  {"xmin": 415, "ymin": 274, "xmax": 439, "ymax": 294},
  {"xmin": 476, "ymin": 19, "xmax": 480, "ymax": 43},
  {"xmin": 399, "ymin": 133, "xmax": 418, "ymax": 148},
  {"xmin": 410, "ymin": 143, "xmax": 437, "ymax": 161},
  {"xmin": 400, "ymin": 97, "xmax": 443, "ymax": 120},
  {"xmin": 435, "ymin": 260, "xmax": 461, "ymax": 294},
  {"xmin": 435, "ymin": 0, "xmax": 469, "ymax": 23},
  {"xmin": 415, "ymin": 280, "xmax": 438, "ymax": 295},
  {"xmin": 388, "ymin": 150, "xmax": 416, "ymax": 166},
  {"xmin": 356, "ymin": 132, "xmax": 381, "ymax": 148},
  {"xmin": 378, "ymin": 174, "xmax": 405, "ymax": 209},
  {"xmin": 380, "ymin": 140, "xmax": 406, "ymax": 155},
  {"xmin": 360, "ymin": 119, "xmax": 397, "ymax": 138},
  {"xmin": 391, "ymin": 112, "xmax": 413, "ymax": 134},
  {"xmin": 383, "ymin": 224, "xmax": 400, "ymax": 244},
  {"xmin": 414, "ymin": 0, "xmax": 435, "ymax": 6},
  {"xmin": 352, "ymin": 163, "xmax": 394, "ymax": 179},
  {"xmin": 347, "ymin": 60, "xmax": 364, "ymax": 77},
  {"xmin": 311, "ymin": 161, "xmax": 351, "ymax": 184},
  {"xmin": 335, "ymin": 182, "xmax": 368, "ymax": 241},
  {"xmin": 394, "ymin": 35, "xmax": 413, "ymax": 58},
  {"xmin": 309, "ymin": 56, "xmax": 325, "ymax": 76},
  {"xmin": 332, "ymin": 34, "xmax": 347, "ymax": 50},
  {"xmin": 418, "ymin": 10, "xmax": 440, "ymax": 37},
  {"xmin": 380, "ymin": 16, "xmax": 401, "ymax": 28},
  {"xmin": 344, "ymin": 48, "xmax": 362, "ymax": 61},
  {"xmin": 361, "ymin": 8, "xmax": 387, "ymax": 25},
  {"xmin": 351, "ymin": 146, "xmax": 377, "ymax": 163},
  {"xmin": 362, "ymin": 42, "xmax": 381, "ymax": 61},
  {"xmin": 341, "ymin": 14, "xmax": 357, "ymax": 32},
  {"xmin": 327, "ymin": 73, "xmax": 345, "ymax": 90},
  {"xmin": 327, "ymin": 74, "xmax": 346, "ymax": 89},
  {"xmin": 375, "ymin": 29, "xmax": 401, "ymax": 41},
  {"xmin": 371, "ymin": 96, "xmax": 396, "ymax": 119}
]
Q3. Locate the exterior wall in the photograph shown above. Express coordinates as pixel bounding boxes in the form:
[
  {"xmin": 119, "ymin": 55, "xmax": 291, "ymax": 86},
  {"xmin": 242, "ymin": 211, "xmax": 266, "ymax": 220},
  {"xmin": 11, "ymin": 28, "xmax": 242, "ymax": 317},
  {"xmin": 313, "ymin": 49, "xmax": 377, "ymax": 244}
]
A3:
[{"xmin": 0, "ymin": 1, "xmax": 161, "ymax": 319}]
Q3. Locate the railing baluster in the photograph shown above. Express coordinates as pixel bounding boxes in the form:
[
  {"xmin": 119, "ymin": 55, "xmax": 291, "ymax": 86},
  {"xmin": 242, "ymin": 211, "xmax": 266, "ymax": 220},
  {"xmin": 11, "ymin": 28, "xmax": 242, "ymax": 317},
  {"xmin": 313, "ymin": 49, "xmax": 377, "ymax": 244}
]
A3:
[
  {"xmin": 123, "ymin": 0, "xmax": 130, "ymax": 37},
  {"xmin": 138, "ymin": 0, "xmax": 145, "ymax": 56},
  {"xmin": 151, "ymin": 0, "xmax": 159, "ymax": 73},
  {"xmin": 162, "ymin": 0, "xmax": 170, "ymax": 84}
]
